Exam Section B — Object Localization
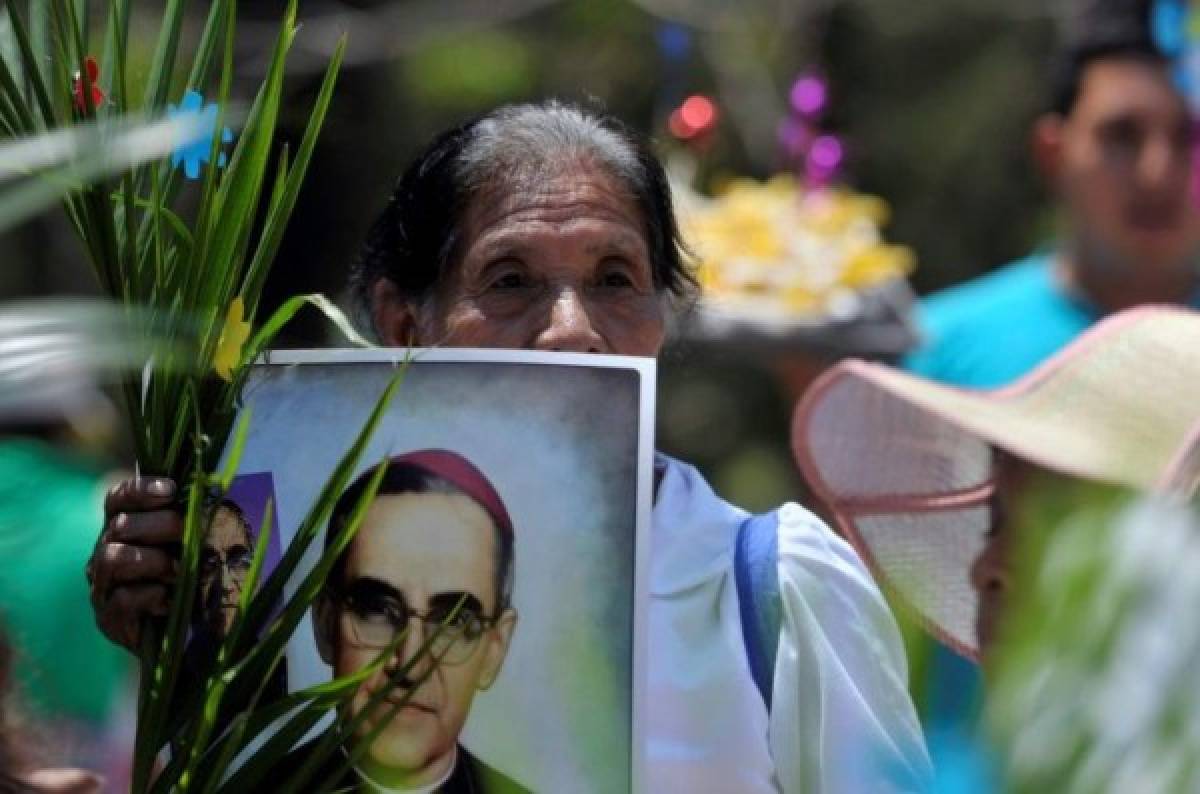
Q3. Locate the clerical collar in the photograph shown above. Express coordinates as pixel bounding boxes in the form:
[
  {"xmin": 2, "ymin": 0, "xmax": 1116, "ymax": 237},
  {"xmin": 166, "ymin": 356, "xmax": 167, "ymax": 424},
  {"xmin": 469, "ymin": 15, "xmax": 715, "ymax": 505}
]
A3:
[{"xmin": 350, "ymin": 745, "xmax": 457, "ymax": 793}]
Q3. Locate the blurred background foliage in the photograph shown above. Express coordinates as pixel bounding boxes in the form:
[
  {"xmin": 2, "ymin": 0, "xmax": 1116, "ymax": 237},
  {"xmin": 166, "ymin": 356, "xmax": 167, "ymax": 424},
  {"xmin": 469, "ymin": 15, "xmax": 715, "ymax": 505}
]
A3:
[
  {"xmin": 987, "ymin": 488, "xmax": 1200, "ymax": 793},
  {"xmin": 0, "ymin": 0, "xmax": 1060, "ymax": 511}
]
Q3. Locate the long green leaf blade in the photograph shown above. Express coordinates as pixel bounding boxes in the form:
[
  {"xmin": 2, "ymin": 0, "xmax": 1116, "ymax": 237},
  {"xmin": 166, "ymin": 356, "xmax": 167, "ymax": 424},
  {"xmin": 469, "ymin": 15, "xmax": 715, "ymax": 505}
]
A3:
[
  {"xmin": 242, "ymin": 33, "xmax": 347, "ymax": 317},
  {"xmin": 5, "ymin": 1, "xmax": 56, "ymax": 127},
  {"xmin": 199, "ymin": 1, "xmax": 296, "ymax": 323},
  {"xmin": 144, "ymin": 0, "xmax": 186, "ymax": 112}
]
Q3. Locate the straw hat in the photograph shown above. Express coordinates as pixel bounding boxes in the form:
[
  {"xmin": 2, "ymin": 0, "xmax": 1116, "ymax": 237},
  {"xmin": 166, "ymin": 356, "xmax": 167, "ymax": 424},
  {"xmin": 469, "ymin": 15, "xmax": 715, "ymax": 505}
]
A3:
[{"xmin": 791, "ymin": 306, "xmax": 1200, "ymax": 660}]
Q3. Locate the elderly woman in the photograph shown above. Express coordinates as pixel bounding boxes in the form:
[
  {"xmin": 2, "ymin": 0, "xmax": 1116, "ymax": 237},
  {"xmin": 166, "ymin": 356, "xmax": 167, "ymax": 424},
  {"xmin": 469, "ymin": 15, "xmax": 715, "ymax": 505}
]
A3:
[{"xmin": 89, "ymin": 101, "xmax": 930, "ymax": 792}]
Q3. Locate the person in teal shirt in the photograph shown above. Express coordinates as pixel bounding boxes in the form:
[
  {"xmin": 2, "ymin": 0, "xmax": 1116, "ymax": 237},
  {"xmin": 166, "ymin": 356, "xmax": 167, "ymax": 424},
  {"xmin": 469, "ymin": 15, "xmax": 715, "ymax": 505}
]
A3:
[
  {"xmin": 905, "ymin": 1, "xmax": 1200, "ymax": 789},
  {"xmin": 909, "ymin": 251, "xmax": 1099, "ymax": 388},
  {"xmin": 908, "ymin": 0, "xmax": 1200, "ymax": 391},
  {"xmin": 908, "ymin": 248, "xmax": 1200, "ymax": 389}
]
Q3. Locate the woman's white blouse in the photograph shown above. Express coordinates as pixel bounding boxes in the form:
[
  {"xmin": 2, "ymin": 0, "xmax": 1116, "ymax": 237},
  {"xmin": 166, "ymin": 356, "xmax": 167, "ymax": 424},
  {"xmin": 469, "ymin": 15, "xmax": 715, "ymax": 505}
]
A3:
[{"xmin": 646, "ymin": 455, "xmax": 932, "ymax": 793}]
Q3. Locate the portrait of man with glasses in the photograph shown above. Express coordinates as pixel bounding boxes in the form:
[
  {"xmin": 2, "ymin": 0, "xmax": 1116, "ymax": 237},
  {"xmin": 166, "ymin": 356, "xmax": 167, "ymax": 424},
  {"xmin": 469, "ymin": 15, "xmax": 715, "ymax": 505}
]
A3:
[
  {"xmin": 309, "ymin": 448, "xmax": 528, "ymax": 793},
  {"xmin": 195, "ymin": 498, "xmax": 255, "ymax": 640}
]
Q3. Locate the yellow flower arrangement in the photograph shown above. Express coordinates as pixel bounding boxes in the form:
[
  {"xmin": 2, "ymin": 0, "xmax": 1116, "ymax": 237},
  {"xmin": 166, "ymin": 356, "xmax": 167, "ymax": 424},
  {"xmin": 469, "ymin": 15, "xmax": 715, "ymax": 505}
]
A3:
[{"xmin": 678, "ymin": 174, "xmax": 915, "ymax": 322}]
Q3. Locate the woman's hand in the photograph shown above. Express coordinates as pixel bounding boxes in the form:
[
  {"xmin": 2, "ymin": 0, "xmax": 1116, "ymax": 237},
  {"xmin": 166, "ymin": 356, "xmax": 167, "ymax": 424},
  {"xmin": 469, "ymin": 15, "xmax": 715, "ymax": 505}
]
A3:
[{"xmin": 86, "ymin": 477, "xmax": 182, "ymax": 651}]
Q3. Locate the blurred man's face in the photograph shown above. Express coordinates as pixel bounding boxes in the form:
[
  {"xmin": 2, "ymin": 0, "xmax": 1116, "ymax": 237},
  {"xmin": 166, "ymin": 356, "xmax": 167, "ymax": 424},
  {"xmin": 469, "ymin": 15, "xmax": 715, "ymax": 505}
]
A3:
[
  {"xmin": 198, "ymin": 505, "xmax": 253, "ymax": 637},
  {"xmin": 1046, "ymin": 57, "xmax": 1200, "ymax": 275},
  {"xmin": 334, "ymin": 492, "xmax": 515, "ymax": 789}
]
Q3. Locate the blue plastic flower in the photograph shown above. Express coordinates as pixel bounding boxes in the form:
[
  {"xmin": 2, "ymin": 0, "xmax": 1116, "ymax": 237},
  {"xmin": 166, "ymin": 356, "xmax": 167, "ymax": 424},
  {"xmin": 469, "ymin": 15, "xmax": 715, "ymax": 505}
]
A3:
[{"xmin": 167, "ymin": 89, "xmax": 233, "ymax": 180}]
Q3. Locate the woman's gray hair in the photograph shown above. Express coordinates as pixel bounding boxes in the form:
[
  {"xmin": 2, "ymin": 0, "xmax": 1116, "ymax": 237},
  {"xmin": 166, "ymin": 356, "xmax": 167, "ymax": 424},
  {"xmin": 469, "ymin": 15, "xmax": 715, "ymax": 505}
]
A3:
[
  {"xmin": 455, "ymin": 101, "xmax": 645, "ymax": 195},
  {"xmin": 353, "ymin": 100, "xmax": 695, "ymax": 321}
]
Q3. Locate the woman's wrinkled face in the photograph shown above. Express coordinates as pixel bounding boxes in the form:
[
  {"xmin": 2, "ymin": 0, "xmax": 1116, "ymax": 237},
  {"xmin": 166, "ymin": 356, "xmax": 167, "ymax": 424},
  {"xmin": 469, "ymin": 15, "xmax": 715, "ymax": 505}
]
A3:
[{"xmin": 377, "ymin": 160, "xmax": 667, "ymax": 356}]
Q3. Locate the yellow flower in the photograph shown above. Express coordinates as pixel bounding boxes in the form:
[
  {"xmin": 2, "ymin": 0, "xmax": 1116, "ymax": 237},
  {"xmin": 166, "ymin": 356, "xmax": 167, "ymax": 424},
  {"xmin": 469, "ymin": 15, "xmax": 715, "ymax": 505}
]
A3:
[
  {"xmin": 214, "ymin": 296, "xmax": 251, "ymax": 381},
  {"xmin": 842, "ymin": 244, "xmax": 916, "ymax": 288}
]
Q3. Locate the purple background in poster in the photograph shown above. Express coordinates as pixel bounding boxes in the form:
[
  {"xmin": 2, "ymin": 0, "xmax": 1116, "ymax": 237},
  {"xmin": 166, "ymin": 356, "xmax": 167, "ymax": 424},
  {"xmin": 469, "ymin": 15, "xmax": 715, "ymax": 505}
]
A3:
[{"xmin": 226, "ymin": 471, "xmax": 282, "ymax": 575}]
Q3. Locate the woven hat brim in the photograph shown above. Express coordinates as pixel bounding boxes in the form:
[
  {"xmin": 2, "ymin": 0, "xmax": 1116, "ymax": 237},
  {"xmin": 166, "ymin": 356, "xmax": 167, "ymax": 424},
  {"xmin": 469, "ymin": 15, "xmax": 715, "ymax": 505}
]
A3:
[{"xmin": 792, "ymin": 306, "xmax": 1200, "ymax": 659}]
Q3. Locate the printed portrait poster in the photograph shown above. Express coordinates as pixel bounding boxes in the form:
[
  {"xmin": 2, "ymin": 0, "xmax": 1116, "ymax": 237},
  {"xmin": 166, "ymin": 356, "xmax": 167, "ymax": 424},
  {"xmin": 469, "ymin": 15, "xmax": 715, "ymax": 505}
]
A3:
[
  {"xmin": 227, "ymin": 349, "xmax": 654, "ymax": 794},
  {"xmin": 188, "ymin": 471, "xmax": 288, "ymax": 695}
]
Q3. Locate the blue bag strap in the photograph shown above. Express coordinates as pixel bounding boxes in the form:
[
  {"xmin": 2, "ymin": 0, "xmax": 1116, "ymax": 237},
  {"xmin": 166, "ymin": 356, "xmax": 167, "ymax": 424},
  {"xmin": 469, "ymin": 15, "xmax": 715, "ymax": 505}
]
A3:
[{"xmin": 734, "ymin": 510, "xmax": 781, "ymax": 710}]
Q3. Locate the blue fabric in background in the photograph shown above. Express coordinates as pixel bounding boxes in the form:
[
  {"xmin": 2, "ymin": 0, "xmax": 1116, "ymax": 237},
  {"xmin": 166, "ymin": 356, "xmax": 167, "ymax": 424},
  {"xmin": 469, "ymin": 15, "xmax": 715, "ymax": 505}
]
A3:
[
  {"xmin": 904, "ymin": 252, "xmax": 1097, "ymax": 387},
  {"xmin": 926, "ymin": 724, "xmax": 998, "ymax": 793},
  {"xmin": 905, "ymin": 251, "xmax": 1200, "ymax": 388}
]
